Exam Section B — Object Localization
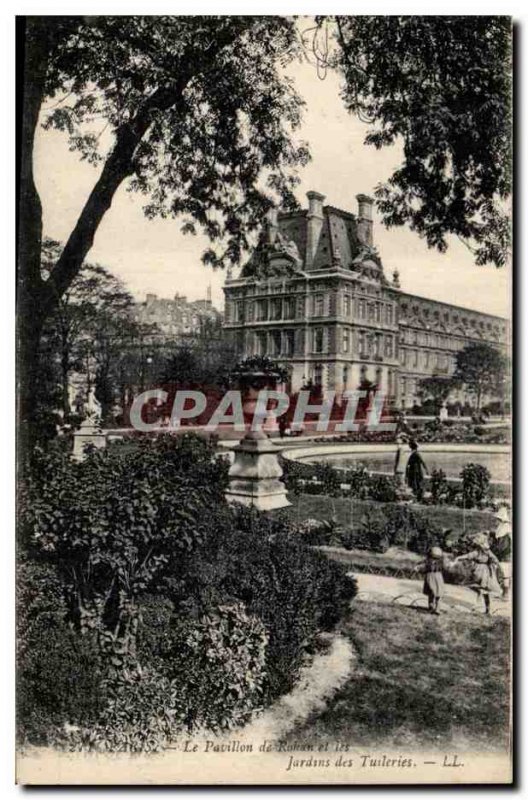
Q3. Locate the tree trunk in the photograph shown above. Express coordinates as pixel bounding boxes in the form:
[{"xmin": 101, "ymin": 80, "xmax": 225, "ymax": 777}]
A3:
[
  {"xmin": 17, "ymin": 19, "xmax": 245, "ymax": 447},
  {"xmin": 60, "ymin": 345, "xmax": 71, "ymax": 418},
  {"xmin": 17, "ymin": 19, "xmax": 53, "ymax": 452}
]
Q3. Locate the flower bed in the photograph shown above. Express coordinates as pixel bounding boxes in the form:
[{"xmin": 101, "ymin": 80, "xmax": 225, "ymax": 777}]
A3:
[{"xmin": 281, "ymin": 457, "xmax": 506, "ymax": 509}]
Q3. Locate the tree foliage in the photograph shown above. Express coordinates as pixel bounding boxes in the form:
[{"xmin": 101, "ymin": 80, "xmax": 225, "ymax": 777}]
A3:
[
  {"xmin": 330, "ymin": 16, "xmax": 511, "ymax": 266},
  {"xmin": 453, "ymin": 342, "xmax": 507, "ymax": 410},
  {"xmin": 40, "ymin": 238, "xmax": 167, "ymax": 425},
  {"xmin": 418, "ymin": 375, "xmax": 457, "ymax": 412},
  {"xmin": 18, "ymin": 15, "xmax": 309, "ymax": 434},
  {"xmin": 35, "ymin": 16, "xmax": 308, "ymax": 295}
]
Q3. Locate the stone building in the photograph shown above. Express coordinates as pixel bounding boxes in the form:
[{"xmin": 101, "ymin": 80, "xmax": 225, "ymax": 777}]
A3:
[
  {"xmin": 223, "ymin": 191, "xmax": 509, "ymax": 409},
  {"xmin": 135, "ymin": 287, "xmax": 221, "ymax": 337}
]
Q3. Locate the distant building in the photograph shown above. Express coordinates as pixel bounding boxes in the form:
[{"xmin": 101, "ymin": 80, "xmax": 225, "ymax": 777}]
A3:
[
  {"xmin": 136, "ymin": 287, "xmax": 222, "ymax": 337},
  {"xmin": 223, "ymin": 191, "xmax": 509, "ymax": 409}
]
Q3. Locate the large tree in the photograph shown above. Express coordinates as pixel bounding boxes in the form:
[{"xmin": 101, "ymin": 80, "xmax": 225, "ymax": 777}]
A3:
[
  {"xmin": 453, "ymin": 342, "xmax": 507, "ymax": 412},
  {"xmin": 325, "ymin": 16, "xmax": 511, "ymax": 267},
  {"xmin": 17, "ymin": 16, "xmax": 308, "ymax": 436}
]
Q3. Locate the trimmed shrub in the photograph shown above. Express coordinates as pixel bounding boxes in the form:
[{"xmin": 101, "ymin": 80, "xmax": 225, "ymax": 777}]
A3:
[
  {"xmin": 171, "ymin": 505, "xmax": 358, "ymax": 702},
  {"xmin": 367, "ymin": 474, "xmax": 399, "ymax": 503},
  {"xmin": 429, "ymin": 469, "xmax": 451, "ymax": 505},
  {"xmin": 461, "ymin": 463, "xmax": 492, "ymax": 508}
]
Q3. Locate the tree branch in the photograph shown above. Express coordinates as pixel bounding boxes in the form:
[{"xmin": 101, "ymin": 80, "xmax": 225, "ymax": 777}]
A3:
[{"xmin": 43, "ymin": 21, "xmax": 247, "ymax": 315}]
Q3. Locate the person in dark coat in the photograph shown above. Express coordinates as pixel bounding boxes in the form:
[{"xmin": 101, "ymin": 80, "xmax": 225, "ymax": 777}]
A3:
[{"xmin": 405, "ymin": 440, "xmax": 428, "ymax": 501}]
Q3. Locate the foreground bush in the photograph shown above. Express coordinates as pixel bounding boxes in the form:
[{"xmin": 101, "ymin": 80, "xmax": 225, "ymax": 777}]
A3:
[
  {"xmin": 17, "ymin": 560, "xmax": 107, "ymax": 746},
  {"xmin": 18, "ymin": 436, "xmax": 355, "ymax": 751},
  {"xmin": 162, "ymin": 505, "xmax": 358, "ymax": 702}
]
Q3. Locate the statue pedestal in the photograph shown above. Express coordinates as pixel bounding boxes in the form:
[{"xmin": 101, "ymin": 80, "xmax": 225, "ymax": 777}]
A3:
[
  {"xmin": 72, "ymin": 419, "xmax": 107, "ymax": 462},
  {"xmin": 225, "ymin": 431, "xmax": 290, "ymax": 511}
]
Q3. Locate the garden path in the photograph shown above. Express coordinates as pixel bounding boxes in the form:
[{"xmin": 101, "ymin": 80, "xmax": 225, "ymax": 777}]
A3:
[{"xmin": 351, "ymin": 572, "xmax": 511, "ymax": 617}]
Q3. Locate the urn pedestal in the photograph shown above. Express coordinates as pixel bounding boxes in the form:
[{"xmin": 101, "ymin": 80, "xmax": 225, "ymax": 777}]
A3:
[
  {"xmin": 72, "ymin": 418, "xmax": 107, "ymax": 462},
  {"xmin": 224, "ymin": 367, "xmax": 290, "ymax": 511},
  {"xmin": 225, "ymin": 430, "xmax": 290, "ymax": 511}
]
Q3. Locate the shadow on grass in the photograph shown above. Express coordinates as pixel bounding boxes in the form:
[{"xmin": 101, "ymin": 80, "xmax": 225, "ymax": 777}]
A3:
[{"xmin": 286, "ymin": 601, "xmax": 510, "ymax": 751}]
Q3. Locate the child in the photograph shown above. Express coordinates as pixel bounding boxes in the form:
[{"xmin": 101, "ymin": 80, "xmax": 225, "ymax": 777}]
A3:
[
  {"xmin": 455, "ymin": 533, "xmax": 502, "ymax": 615},
  {"xmin": 421, "ymin": 546, "xmax": 447, "ymax": 615}
]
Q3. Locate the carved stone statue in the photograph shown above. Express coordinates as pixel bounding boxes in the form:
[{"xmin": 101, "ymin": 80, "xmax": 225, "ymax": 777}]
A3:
[
  {"xmin": 271, "ymin": 231, "xmax": 302, "ymax": 265},
  {"xmin": 84, "ymin": 387, "xmax": 102, "ymax": 423},
  {"xmin": 241, "ymin": 229, "xmax": 303, "ymax": 279}
]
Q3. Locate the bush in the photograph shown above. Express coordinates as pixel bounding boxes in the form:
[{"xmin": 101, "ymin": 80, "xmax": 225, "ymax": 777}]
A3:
[
  {"xmin": 346, "ymin": 466, "xmax": 374, "ymax": 499},
  {"xmin": 429, "ymin": 469, "xmax": 451, "ymax": 505},
  {"xmin": 21, "ymin": 434, "xmax": 227, "ymax": 651},
  {"xmin": 19, "ymin": 440, "xmax": 356, "ymax": 750},
  {"xmin": 367, "ymin": 474, "xmax": 399, "ymax": 503},
  {"xmin": 17, "ymin": 560, "xmax": 106, "ymax": 746},
  {"xmin": 98, "ymin": 597, "xmax": 267, "ymax": 749},
  {"xmin": 169, "ymin": 505, "xmax": 357, "ymax": 701},
  {"xmin": 313, "ymin": 462, "xmax": 342, "ymax": 496},
  {"xmin": 460, "ymin": 463, "xmax": 491, "ymax": 508},
  {"xmin": 295, "ymin": 518, "xmax": 337, "ymax": 547},
  {"xmin": 65, "ymin": 663, "xmax": 184, "ymax": 753}
]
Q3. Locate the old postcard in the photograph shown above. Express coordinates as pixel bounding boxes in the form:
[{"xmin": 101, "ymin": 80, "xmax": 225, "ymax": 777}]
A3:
[{"xmin": 16, "ymin": 12, "xmax": 512, "ymax": 785}]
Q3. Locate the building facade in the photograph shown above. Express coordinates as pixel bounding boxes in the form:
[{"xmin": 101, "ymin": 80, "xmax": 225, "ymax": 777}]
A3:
[
  {"xmin": 223, "ymin": 191, "xmax": 509, "ymax": 409},
  {"xmin": 135, "ymin": 288, "xmax": 221, "ymax": 337}
]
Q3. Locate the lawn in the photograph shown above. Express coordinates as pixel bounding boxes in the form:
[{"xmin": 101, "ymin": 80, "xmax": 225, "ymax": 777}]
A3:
[
  {"xmin": 282, "ymin": 493, "xmax": 499, "ymax": 535},
  {"xmin": 286, "ymin": 602, "xmax": 511, "ymax": 752},
  {"xmin": 317, "ymin": 545, "xmax": 422, "ymax": 579}
]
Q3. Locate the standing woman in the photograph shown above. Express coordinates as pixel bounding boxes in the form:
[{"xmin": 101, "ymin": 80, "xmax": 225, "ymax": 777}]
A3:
[
  {"xmin": 405, "ymin": 440, "xmax": 428, "ymax": 501},
  {"xmin": 491, "ymin": 505, "xmax": 512, "ymax": 599},
  {"xmin": 393, "ymin": 433, "xmax": 407, "ymax": 484},
  {"xmin": 455, "ymin": 534, "xmax": 502, "ymax": 615}
]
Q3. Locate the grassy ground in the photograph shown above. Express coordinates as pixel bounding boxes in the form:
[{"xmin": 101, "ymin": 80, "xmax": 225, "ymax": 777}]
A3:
[
  {"xmin": 317, "ymin": 545, "xmax": 422, "ymax": 578},
  {"xmin": 282, "ymin": 493, "xmax": 499, "ymax": 534},
  {"xmin": 287, "ymin": 602, "xmax": 511, "ymax": 751}
]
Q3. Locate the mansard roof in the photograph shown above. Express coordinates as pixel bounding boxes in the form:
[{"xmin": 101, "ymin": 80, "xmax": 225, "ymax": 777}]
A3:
[{"xmin": 397, "ymin": 290, "xmax": 508, "ymax": 324}]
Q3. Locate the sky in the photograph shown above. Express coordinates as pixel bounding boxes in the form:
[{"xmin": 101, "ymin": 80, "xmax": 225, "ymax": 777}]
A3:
[{"xmin": 33, "ymin": 30, "xmax": 511, "ymax": 319}]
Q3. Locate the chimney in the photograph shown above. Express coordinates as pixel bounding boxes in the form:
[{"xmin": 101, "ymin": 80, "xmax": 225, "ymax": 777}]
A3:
[
  {"xmin": 306, "ymin": 190, "xmax": 325, "ymax": 268},
  {"xmin": 266, "ymin": 207, "xmax": 279, "ymax": 246},
  {"xmin": 356, "ymin": 194, "xmax": 374, "ymax": 246}
]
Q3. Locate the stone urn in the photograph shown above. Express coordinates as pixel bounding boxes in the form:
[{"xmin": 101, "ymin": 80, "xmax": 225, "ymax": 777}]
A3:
[{"xmin": 225, "ymin": 369, "xmax": 290, "ymax": 511}]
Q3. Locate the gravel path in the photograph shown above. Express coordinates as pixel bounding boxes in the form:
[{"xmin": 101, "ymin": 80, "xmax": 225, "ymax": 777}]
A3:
[{"xmin": 351, "ymin": 571, "xmax": 511, "ymax": 617}]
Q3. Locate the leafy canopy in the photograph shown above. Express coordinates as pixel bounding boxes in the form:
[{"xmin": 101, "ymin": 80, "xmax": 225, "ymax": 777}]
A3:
[
  {"xmin": 418, "ymin": 375, "xmax": 457, "ymax": 409},
  {"xmin": 330, "ymin": 16, "xmax": 511, "ymax": 266},
  {"xmin": 42, "ymin": 16, "xmax": 309, "ymax": 271},
  {"xmin": 453, "ymin": 342, "xmax": 507, "ymax": 406}
]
